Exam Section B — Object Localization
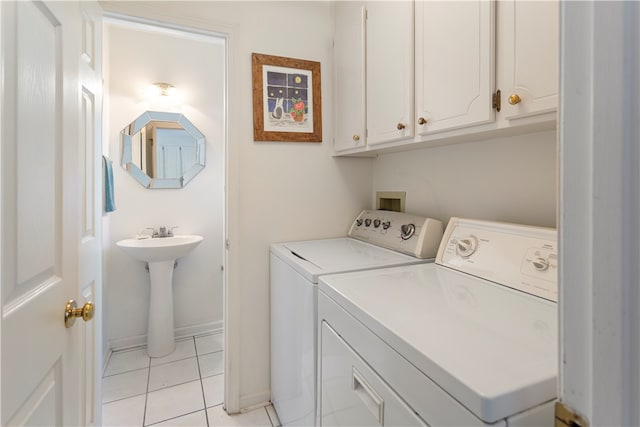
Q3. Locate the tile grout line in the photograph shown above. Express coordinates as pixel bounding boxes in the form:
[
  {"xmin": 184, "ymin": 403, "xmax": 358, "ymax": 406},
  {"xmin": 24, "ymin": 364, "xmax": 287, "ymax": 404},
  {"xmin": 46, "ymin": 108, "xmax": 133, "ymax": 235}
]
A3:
[
  {"xmin": 103, "ymin": 366, "xmax": 148, "ymax": 379},
  {"xmin": 146, "ymin": 409, "xmax": 208, "ymax": 427},
  {"xmin": 264, "ymin": 406, "xmax": 275, "ymax": 427},
  {"xmin": 142, "ymin": 353, "xmax": 151, "ymax": 427},
  {"xmin": 194, "ymin": 336, "xmax": 212, "ymax": 427},
  {"xmin": 102, "ymin": 391, "xmax": 147, "ymax": 406}
]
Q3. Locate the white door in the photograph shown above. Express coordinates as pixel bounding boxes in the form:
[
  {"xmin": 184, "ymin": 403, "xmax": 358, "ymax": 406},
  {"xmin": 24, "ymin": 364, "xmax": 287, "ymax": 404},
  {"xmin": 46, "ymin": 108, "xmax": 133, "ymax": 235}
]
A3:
[{"xmin": 0, "ymin": 1, "xmax": 102, "ymax": 425}]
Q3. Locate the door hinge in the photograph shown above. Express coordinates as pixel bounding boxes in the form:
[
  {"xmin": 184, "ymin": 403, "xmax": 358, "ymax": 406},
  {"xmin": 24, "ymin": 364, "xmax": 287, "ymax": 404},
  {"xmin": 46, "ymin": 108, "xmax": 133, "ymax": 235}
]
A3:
[
  {"xmin": 555, "ymin": 401, "xmax": 588, "ymax": 427},
  {"xmin": 492, "ymin": 89, "xmax": 501, "ymax": 112},
  {"xmin": 225, "ymin": 239, "xmax": 230, "ymax": 250}
]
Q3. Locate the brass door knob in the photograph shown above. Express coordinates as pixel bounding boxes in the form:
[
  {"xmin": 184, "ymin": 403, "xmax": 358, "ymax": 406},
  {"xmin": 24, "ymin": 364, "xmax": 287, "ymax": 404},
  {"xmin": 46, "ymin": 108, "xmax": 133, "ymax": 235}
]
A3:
[
  {"xmin": 397, "ymin": 123, "xmax": 406, "ymax": 130},
  {"xmin": 352, "ymin": 134, "xmax": 360, "ymax": 142},
  {"xmin": 508, "ymin": 94, "xmax": 522, "ymax": 105},
  {"xmin": 64, "ymin": 299, "xmax": 94, "ymax": 328},
  {"xmin": 417, "ymin": 117, "xmax": 427, "ymax": 125}
]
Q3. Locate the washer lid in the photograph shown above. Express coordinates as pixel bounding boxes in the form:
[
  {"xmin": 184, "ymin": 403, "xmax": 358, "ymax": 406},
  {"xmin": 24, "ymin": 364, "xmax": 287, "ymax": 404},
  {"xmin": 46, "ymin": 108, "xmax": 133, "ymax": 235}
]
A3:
[
  {"xmin": 270, "ymin": 238, "xmax": 430, "ymax": 283},
  {"xmin": 319, "ymin": 263, "xmax": 557, "ymax": 423}
]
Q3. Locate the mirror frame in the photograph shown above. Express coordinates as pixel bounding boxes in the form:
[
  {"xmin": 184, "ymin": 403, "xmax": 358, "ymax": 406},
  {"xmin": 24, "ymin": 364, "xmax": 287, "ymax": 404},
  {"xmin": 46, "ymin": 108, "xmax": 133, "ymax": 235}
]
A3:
[{"xmin": 120, "ymin": 111, "xmax": 205, "ymax": 189}]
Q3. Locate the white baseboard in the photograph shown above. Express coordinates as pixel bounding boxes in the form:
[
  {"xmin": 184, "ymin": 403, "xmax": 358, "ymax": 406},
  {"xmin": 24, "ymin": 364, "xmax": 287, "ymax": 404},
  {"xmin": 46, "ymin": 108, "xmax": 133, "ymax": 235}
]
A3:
[
  {"xmin": 239, "ymin": 390, "xmax": 271, "ymax": 412},
  {"xmin": 176, "ymin": 321, "xmax": 223, "ymax": 340},
  {"xmin": 108, "ymin": 320, "xmax": 224, "ymax": 352},
  {"xmin": 109, "ymin": 332, "xmax": 147, "ymax": 352}
]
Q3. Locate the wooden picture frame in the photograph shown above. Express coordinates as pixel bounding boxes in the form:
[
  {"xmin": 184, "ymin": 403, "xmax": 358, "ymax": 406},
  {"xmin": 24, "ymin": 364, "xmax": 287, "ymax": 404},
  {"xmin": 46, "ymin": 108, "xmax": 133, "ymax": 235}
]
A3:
[{"xmin": 252, "ymin": 53, "xmax": 322, "ymax": 142}]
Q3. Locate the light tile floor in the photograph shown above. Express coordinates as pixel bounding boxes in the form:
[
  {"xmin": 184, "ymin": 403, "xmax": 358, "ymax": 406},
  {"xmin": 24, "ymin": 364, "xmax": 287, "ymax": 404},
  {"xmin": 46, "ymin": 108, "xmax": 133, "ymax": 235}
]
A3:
[{"xmin": 102, "ymin": 333, "xmax": 280, "ymax": 427}]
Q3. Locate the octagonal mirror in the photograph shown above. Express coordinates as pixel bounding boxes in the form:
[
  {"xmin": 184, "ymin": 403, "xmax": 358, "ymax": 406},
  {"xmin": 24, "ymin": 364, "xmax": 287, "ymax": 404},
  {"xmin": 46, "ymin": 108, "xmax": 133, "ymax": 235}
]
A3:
[{"xmin": 120, "ymin": 111, "xmax": 205, "ymax": 189}]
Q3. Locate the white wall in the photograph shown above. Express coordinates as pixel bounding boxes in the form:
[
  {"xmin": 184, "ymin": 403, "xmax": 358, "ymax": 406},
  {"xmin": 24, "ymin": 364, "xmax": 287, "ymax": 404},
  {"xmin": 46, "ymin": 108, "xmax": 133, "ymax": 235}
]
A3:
[
  {"xmin": 100, "ymin": 1, "xmax": 375, "ymax": 408},
  {"xmin": 373, "ymin": 130, "xmax": 557, "ymax": 228},
  {"xmin": 104, "ymin": 21, "xmax": 226, "ymax": 348}
]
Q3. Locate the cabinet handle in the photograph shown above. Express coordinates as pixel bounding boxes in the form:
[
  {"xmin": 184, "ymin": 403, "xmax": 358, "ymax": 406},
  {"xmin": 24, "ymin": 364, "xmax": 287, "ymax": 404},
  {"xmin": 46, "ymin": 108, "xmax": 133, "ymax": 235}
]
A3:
[
  {"xmin": 417, "ymin": 117, "xmax": 427, "ymax": 125},
  {"xmin": 396, "ymin": 123, "xmax": 405, "ymax": 130},
  {"xmin": 352, "ymin": 134, "xmax": 360, "ymax": 142},
  {"xmin": 508, "ymin": 94, "xmax": 522, "ymax": 105}
]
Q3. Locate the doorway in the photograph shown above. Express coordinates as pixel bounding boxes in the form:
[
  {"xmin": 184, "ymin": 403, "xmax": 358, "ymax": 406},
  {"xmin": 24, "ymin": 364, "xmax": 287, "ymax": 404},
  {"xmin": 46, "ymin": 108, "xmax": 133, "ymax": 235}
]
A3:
[{"xmin": 101, "ymin": 15, "xmax": 227, "ymax": 425}]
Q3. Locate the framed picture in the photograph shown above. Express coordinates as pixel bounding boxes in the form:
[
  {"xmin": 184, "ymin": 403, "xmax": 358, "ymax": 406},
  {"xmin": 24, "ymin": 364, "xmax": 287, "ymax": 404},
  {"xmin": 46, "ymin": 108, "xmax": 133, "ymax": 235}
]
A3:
[{"xmin": 252, "ymin": 53, "xmax": 322, "ymax": 142}]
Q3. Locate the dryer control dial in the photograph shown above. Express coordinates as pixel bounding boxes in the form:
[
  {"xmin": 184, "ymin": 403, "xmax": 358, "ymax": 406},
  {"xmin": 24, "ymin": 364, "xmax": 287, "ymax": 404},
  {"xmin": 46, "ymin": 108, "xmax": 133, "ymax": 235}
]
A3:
[
  {"xmin": 364, "ymin": 218, "xmax": 372, "ymax": 227},
  {"xmin": 400, "ymin": 224, "xmax": 416, "ymax": 240},
  {"xmin": 456, "ymin": 236, "xmax": 478, "ymax": 258},
  {"xmin": 373, "ymin": 219, "xmax": 381, "ymax": 228},
  {"xmin": 382, "ymin": 221, "xmax": 391, "ymax": 230},
  {"xmin": 532, "ymin": 257, "xmax": 550, "ymax": 271}
]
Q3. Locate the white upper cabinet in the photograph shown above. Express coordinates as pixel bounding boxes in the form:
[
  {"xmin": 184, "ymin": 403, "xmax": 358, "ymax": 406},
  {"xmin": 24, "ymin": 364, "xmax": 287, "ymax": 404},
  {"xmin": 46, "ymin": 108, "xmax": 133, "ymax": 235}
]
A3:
[
  {"xmin": 498, "ymin": 0, "xmax": 559, "ymax": 120},
  {"xmin": 332, "ymin": 0, "xmax": 559, "ymax": 155},
  {"xmin": 415, "ymin": 0, "xmax": 495, "ymax": 135},
  {"xmin": 333, "ymin": 1, "xmax": 366, "ymax": 153},
  {"xmin": 366, "ymin": 1, "xmax": 414, "ymax": 146}
]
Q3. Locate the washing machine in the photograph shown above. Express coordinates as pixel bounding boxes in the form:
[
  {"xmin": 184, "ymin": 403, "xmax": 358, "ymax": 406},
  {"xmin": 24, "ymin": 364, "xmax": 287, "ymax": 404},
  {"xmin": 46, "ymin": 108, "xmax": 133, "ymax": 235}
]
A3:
[
  {"xmin": 318, "ymin": 218, "xmax": 558, "ymax": 426},
  {"xmin": 270, "ymin": 209, "xmax": 444, "ymax": 426}
]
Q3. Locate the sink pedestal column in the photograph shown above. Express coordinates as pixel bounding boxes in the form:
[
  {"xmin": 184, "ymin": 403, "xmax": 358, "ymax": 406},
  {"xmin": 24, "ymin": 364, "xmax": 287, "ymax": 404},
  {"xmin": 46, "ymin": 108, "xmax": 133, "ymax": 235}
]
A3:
[{"xmin": 147, "ymin": 260, "xmax": 176, "ymax": 357}]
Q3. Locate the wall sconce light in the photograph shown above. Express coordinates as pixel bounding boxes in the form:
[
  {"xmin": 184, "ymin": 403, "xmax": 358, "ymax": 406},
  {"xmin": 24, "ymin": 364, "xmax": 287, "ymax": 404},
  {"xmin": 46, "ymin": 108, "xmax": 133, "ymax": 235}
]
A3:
[
  {"xmin": 146, "ymin": 82, "xmax": 183, "ymax": 111},
  {"xmin": 149, "ymin": 82, "xmax": 176, "ymax": 97}
]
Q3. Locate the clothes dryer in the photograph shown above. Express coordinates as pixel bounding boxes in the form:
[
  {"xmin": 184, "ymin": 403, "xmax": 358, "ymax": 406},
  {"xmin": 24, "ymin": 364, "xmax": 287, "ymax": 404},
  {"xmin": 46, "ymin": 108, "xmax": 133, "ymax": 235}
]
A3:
[{"xmin": 318, "ymin": 218, "xmax": 558, "ymax": 426}]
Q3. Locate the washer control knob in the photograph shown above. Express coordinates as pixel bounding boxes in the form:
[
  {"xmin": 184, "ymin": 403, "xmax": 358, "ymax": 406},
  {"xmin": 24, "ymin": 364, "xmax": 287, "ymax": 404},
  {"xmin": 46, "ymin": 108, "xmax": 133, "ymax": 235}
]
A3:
[
  {"xmin": 356, "ymin": 219, "xmax": 364, "ymax": 227},
  {"xmin": 400, "ymin": 224, "xmax": 416, "ymax": 240},
  {"xmin": 382, "ymin": 221, "xmax": 391, "ymax": 230},
  {"xmin": 364, "ymin": 218, "xmax": 372, "ymax": 227},
  {"xmin": 373, "ymin": 219, "xmax": 381, "ymax": 228},
  {"xmin": 456, "ymin": 236, "xmax": 478, "ymax": 258},
  {"xmin": 532, "ymin": 257, "xmax": 549, "ymax": 271}
]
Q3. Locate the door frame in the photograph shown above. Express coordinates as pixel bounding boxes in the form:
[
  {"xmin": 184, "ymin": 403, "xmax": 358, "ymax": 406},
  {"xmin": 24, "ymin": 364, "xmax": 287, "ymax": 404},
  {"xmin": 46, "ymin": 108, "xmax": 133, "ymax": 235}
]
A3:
[
  {"xmin": 100, "ymin": 11, "xmax": 240, "ymax": 413},
  {"xmin": 559, "ymin": 1, "xmax": 640, "ymax": 424}
]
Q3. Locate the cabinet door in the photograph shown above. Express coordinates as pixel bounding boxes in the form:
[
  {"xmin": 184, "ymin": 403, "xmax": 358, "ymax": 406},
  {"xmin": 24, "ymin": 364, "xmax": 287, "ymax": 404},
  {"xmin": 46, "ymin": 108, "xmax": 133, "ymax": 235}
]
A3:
[
  {"xmin": 415, "ymin": 0, "xmax": 495, "ymax": 135},
  {"xmin": 498, "ymin": 0, "xmax": 559, "ymax": 120},
  {"xmin": 366, "ymin": 1, "xmax": 414, "ymax": 146},
  {"xmin": 333, "ymin": 1, "xmax": 366, "ymax": 153}
]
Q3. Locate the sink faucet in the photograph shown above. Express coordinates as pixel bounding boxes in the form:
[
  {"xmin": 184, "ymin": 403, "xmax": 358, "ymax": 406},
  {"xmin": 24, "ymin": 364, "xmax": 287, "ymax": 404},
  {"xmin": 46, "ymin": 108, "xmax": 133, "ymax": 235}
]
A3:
[{"xmin": 148, "ymin": 226, "xmax": 178, "ymax": 238}]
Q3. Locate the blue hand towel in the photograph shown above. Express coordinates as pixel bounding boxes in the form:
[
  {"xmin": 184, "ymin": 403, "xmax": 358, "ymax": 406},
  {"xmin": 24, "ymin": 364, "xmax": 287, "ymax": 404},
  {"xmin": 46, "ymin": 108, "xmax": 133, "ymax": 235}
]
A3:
[{"xmin": 103, "ymin": 155, "xmax": 116, "ymax": 213}]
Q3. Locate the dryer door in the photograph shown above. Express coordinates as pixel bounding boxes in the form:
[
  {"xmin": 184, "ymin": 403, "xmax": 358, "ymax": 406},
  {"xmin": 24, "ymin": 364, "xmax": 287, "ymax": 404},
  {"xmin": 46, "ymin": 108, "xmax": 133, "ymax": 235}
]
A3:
[{"xmin": 320, "ymin": 322, "xmax": 427, "ymax": 427}]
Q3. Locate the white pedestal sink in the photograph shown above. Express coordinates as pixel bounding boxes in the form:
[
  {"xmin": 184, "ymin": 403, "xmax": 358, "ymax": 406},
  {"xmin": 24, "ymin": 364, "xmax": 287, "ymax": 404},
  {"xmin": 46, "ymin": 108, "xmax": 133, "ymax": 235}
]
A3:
[{"xmin": 117, "ymin": 235, "xmax": 203, "ymax": 357}]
